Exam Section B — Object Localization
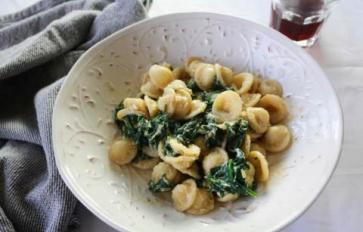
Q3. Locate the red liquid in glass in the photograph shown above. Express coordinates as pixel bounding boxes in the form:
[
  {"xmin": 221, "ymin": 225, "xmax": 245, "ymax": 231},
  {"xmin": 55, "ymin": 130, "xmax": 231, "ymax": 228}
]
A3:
[{"xmin": 271, "ymin": 8, "xmax": 323, "ymax": 41}]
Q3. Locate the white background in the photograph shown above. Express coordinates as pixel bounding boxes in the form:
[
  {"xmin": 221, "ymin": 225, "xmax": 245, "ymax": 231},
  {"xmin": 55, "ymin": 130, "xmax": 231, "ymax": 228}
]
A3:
[{"xmin": 1, "ymin": 0, "xmax": 363, "ymax": 231}]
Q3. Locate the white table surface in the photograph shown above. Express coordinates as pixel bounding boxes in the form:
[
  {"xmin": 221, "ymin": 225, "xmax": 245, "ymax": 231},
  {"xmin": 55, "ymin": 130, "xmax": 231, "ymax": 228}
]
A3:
[{"xmin": 2, "ymin": 0, "xmax": 363, "ymax": 231}]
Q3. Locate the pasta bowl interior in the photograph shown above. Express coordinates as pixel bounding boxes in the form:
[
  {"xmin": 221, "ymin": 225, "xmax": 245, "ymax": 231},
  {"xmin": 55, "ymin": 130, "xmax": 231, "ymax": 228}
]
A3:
[{"xmin": 53, "ymin": 13, "xmax": 343, "ymax": 232}]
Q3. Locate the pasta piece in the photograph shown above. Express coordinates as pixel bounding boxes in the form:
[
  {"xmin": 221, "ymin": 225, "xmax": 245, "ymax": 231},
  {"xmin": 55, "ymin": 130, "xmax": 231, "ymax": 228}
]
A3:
[
  {"xmin": 172, "ymin": 179, "xmax": 198, "ymax": 211},
  {"xmin": 168, "ymin": 138, "xmax": 200, "ymax": 157},
  {"xmin": 158, "ymin": 80, "xmax": 193, "ymax": 119},
  {"xmin": 249, "ymin": 75, "xmax": 261, "ymax": 93},
  {"xmin": 246, "ymin": 107, "xmax": 270, "ymax": 134},
  {"xmin": 262, "ymin": 125, "xmax": 291, "ymax": 153},
  {"xmin": 179, "ymin": 163, "xmax": 201, "ymax": 179},
  {"xmin": 242, "ymin": 134, "xmax": 251, "ymax": 155},
  {"xmin": 217, "ymin": 193, "xmax": 239, "ymax": 203},
  {"xmin": 108, "ymin": 138, "xmax": 137, "ymax": 165},
  {"xmin": 142, "ymin": 146, "xmax": 159, "ymax": 158},
  {"xmin": 172, "ymin": 66, "xmax": 191, "ymax": 82},
  {"xmin": 215, "ymin": 63, "xmax": 233, "ymax": 86},
  {"xmin": 144, "ymin": 96, "xmax": 159, "ymax": 117},
  {"xmin": 140, "ymin": 74, "xmax": 163, "ymax": 98},
  {"xmin": 202, "ymin": 148, "xmax": 229, "ymax": 175},
  {"xmin": 173, "ymin": 91, "xmax": 193, "ymax": 119},
  {"xmin": 258, "ymin": 94, "xmax": 288, "ymax": 124},
  {"xmin": 193, "ymin": 136, "xmax": 209, "ymax": 156},
  {"xmin": 212, "ymin": 90, "xmax": 243, "ymax": 122},
  {"xmin": 157, "ymin": 94, "xmax": 176, "ymax": 116},
  {"xmin": 186, "ymin": 188, "xmax": 215, "ymax": 215},
  {"xmin": 185, "ymin": 100, "xmax": 207, "ymax": 119},
  {"xmin": 243, "ymin": 161, "xmax": 255, "ymax": 187},
  {"xmin": 185, "ymin": 57, "xmax": 203, "ymax": 76},
  {"xmin": 164, "ymin": 80, "xmax": 192, "ymax": 95},
  {"xmin": 132, "ymin": 157, "xmax": 160, "ymax": 170},
  {"xmin": 151, "ymin": 162, "xmax": 181, "ymax": 184},
  {"xmin": 116, "ymin": 108, "xmax": 144, "ymax": 120},
  {"xmin": 248, "ymin": 130, "xmax": 263, "ymax": 141},
  {"xmin": 194, "ymin": 63, "xmax": 216, "ymax": 91},
  {"xmin": 123, "ymin": 98, "xmax": 149, "ymax": 116},
  {"xmin": 247, "ymin": 151, "xmax": 269, "ymax": 182},
  {"xmin": 160, "ymin": 62, "xmax": 172, "ymax": 69},
  {"xmin": 258, "ymin": 79, "xmax": 283, "ymax": 96},
  {"xmin": 241, "ymin": 93, "xmax": 262, "ymax": 107},
  {"xmin": 148, "ymin": 64, "xmax": 174, "ymax": 89},
  {"xmin": 232, "ymin": 72, "xmax": 254, "ymax": 94},
  {"xmin": 250, "ymin": 143, "xmax": 267, "ymax": 156},
  {"xmin": 158, "ymin": 142, "xmax": 200, "ymax": 171}
]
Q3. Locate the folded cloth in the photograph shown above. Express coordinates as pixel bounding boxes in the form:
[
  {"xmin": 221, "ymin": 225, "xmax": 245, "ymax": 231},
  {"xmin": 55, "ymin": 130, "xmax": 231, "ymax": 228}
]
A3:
[{"xmin": 0, "ymin": 0, "xmax": 146, "ymax": 231}]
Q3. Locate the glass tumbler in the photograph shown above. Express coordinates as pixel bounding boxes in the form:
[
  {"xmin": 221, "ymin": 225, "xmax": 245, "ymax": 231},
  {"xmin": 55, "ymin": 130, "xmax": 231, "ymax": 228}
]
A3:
[{"xmin": 270, "ymin": 0, "xmax": 338, "ymax": 47}]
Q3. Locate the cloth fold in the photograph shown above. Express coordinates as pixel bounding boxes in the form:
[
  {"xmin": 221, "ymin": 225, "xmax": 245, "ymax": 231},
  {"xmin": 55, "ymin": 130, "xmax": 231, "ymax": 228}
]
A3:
[{"xmin": 0, "ymin": 0, "xmax": 146, "ymax": 231}]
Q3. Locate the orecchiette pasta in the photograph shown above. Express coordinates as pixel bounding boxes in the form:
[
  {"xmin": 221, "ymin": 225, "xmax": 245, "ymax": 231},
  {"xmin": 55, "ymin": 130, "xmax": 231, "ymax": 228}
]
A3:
[
  {"xmin": 172, "ymin": 91, "xmax": 193, "ymax": 119},
  {"xmin": 144, "ymin": 96, "xmax": 159, "ymax": 117},
  {"xmin": 246, "ymin": 107, "xmax": 270, "ymax": 134},
  {"xmin": 148, "ymin": 64, "xmax": 174, "ymax": 89},
  {"xmin": 202, "ymin": 147, "xmax": 229, "ymax": 175},
  {"xmin": 250, "ymin": 143, "xmax": 267, "ymax": 156},
  {"xmin": 111, "ymin": 58, "xmax": 293, "ymax": 215},
  {"xmin": 185, "ymin": 100, "xmax": 207, "ymax": 119},
  {"xmin": 212, "ymin": 90, "xmax": 243, "ymax": 122},
  {"xmin": 158, "ymin": 141, "xmax": 200, "ymax": 171},
  {"xmin": 241, "ymin": 93, "xmax": 262, "ymax": 107},
  {"xmin": 140, "ymin": 74, "xmax": 163, "ymax": 98},
  {"xmin": 194, "ymin": 63, "xmax": 216, "ymax": 90},
  {"xmin": 243, "ymin": 161, "xmax": 256, "ymax": 187},
  {"xmin": 164, "ymin": 80, "xmax": 192, "ymax": 95},
  {"xmin": 217, "ymin": 193, "xmax": 239, "ymax": 202},
  {"xmin": 242, "ymin": 134, "xmax": 251, "ymax": 155},
  {"xmin": 248, "ymin": 130, "xmax": 263, "ymax": 141},
  {"xmin": 186, "ymin": 188, "xmax": 215, "ymax": 215},
  {"xmin": 172, "ymin": 179, "xmax": 198, "ymax": 212},
  {"xmin": 193, "ymin": 136, "xmax": 209, "ymax": 156},
  {"xmin": 151, "ymin": 162, "xmax": 181, "ymax": 184},
  {"xmin": 108, "ymin": 138, "xmax": 137, "ymax": 165},
  {"xmin": 262, "ymin": 125, "xmax": 291, "ymax": 153},
  {"xmin": 215, "ymin": 63, "xmax": 233, "ymax": 86},
  {"xmin": 258, "ymin": 94, "xmax": 288, "ymax": 124},
  {"xmin": 258, "ymin": 79, "xmax": 283, "ymax": 96},
  {"xmin": 172, "ymin": 66, "xmax": 191, "ymax": 82},
  {"xmin": 179, "ymin": 163, "xmax": 201, "ymax": 179},
  {"xmin": 132, "ymin": 157, "xmax": 160, "ymax": 170},
  {"xmin": 249, "ymin": 75, "xmax": 261, "ymax": 93},
  {"xmin": 232, "ymin": 72, "xmax": 254, "ymax": 94},
  {"xmin": 247, "ymin": 151, "xmax": 269, "ymax": 182},
  {"xmin": 123, "ymin": 98, "xmax": 149, "ymax": 116},
  {"xmin": 185, "ymin": 57, "xmax": 203, "ymax": 76},
  {"xmin": 142, "ymin": 146, "xmax": 159, "ymax": 158}
]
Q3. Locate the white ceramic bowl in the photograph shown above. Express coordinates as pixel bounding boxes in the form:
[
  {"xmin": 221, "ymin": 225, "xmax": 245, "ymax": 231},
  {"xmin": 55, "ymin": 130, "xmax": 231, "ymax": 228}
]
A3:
[{"xmin": 53, "ymin": 13, "xmax": 343, "ymax": 232}]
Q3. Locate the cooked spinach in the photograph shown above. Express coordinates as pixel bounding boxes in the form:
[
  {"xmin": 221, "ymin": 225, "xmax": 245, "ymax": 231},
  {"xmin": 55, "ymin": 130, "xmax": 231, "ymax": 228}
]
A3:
[
  {"xmin": 148, "ymin": 175, "xmax": 174, "ymax": 193},
  {"xmin": 116, "ymin": 114, "xmax": 147, "ymax": 146},
  {"xmin": 115, "ymin": 112, "xmax": 170, "ymax": 148},
  {"xmin": 143, "ymin": 113, "xmax": 170, "ymax": 148},
  {"xmin": 225, "ymin": 120, "xmax": 249, "ymax": 154},
  {"xmin": 206, "ymin": 148, "xmax": 256, "ymax": 198},
  {"xmin": 198, "ymin": 114, "xmax": 224, "ymax": 148},
  {"xmin": 174, "ymin": 118, "xmax": 202, "ymax": 144}
]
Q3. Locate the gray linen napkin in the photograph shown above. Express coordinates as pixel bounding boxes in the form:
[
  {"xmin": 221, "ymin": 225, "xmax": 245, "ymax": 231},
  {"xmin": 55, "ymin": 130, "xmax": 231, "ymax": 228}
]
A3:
[{"xmin": 0, "ymin": 0, "xmax": 146, "ymax": 231}]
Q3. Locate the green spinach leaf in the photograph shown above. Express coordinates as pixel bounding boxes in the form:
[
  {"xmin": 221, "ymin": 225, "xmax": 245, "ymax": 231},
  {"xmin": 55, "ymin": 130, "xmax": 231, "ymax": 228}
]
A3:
[{"xmin": 148, "ymin": 175, "xmax": 173, "ymax": 193}]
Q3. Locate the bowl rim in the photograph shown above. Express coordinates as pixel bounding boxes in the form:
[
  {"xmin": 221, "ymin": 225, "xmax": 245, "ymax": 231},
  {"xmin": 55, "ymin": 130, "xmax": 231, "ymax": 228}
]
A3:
[{"xmin": 52, "ymin": 12, "xmax": 344, "ymax": 232}]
